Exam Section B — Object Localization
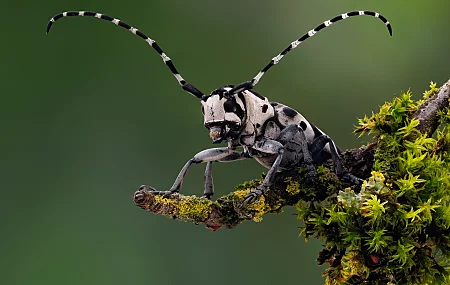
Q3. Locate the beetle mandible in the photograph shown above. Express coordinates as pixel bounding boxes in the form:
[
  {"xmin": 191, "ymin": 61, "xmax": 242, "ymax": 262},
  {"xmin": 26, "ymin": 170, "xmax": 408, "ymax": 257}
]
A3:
[{"xmin": 47, "ymin": 10, "xmax": 392, "ymax": 206}]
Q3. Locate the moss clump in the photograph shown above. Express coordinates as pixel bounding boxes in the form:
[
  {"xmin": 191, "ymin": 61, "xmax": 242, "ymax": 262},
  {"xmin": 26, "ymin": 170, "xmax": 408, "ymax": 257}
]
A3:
[{"xmin": 298, "ymin": 82, "xmax": 450, "ymax": 285}]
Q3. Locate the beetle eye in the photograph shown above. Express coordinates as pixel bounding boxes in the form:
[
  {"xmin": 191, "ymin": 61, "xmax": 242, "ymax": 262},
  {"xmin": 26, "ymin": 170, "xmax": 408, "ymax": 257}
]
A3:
[{"xmin": 223, "ymin": 100, "xmax": 235, "ymax": 112}]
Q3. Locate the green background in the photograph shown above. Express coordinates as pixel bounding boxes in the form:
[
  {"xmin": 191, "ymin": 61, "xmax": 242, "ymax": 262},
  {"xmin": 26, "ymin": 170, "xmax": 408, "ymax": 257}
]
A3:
[{"xmin": 3, "ymin": 0, "xmax": 450, "ymax": 284}]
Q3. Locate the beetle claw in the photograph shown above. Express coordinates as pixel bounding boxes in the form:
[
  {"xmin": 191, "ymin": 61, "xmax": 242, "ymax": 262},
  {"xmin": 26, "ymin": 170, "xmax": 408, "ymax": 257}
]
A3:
[
  {"xmin": 342, "ymin": 172, "xmax": 364, "ymax": 185},
  {"xmin": 240, "ymin": 187, "xmax": 266, "ymax": 209},
  {"xmin": 138, "ymin": 185, "xmax": 178, "ymax": 197}
]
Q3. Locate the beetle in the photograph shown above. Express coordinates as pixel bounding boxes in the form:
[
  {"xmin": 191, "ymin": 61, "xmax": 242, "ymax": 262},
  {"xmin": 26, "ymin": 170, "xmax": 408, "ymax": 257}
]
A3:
[{"xmin": 47, "ymin": 10, "xmax": 392, "ymax": 206}]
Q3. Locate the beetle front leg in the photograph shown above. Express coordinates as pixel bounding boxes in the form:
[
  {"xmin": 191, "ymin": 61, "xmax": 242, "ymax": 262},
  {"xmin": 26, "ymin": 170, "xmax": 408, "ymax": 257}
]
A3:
[
  {"xmin": 241, "ymin": 140, "xmax": 284, "ymax": 207},
  {"xmin": 201, "ymin": 151, "xmax": 249, "ymax": 199},
  {"xmin": 143, "ymin": 147, "xmax": 247, "ymax": 198},
  {"xmin": 154, "ymin": 148, "xmax": 234, "ymax": 196},
  {"xmin": 202, "ymin": 162, "xmax": 213, "ymax": 199}
]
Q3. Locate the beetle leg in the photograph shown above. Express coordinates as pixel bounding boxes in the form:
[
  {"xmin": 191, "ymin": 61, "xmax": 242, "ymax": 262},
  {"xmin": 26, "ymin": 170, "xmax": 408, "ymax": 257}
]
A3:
[
  {"xmin": 201, "ymin": 162, "xmax": 214, "ymax": 199},
  {"xmin": 310, "ymin": 135, "xmax": 363, "ymax": 185},
  {"xmin": 309, "ymin": 135, "xmax": 343, "ymax": 175},
  {"xmin": 241, "ymin": 123, "xmax": 320, "ymax": 207},
  {"xmin": 241, "ymin": 140, "xmax": 284, "ymax": 207},
  {"xmin": 143, "ymin": 147, "xmax": 248, "ymax": 198},
  {"xmin": 281, "ymin": 124, "xmax": 316, "ymax": 181},
  {"xmin": 200, "ymin": 152, "xmax": 249, "ymax": 199}
]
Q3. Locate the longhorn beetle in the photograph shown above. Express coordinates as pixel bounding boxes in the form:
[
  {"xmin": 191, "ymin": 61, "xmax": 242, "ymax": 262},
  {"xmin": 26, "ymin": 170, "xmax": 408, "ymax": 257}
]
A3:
[{"xmin": 47, "ymin": 10, "xmax": 392, "ymax": 207}]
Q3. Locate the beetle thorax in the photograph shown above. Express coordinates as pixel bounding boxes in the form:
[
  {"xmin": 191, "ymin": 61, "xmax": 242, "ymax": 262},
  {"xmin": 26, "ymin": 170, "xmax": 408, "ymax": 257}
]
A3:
[{"xmin": 238, "ymin": 90, "xmax": 275, "ymax": 145}]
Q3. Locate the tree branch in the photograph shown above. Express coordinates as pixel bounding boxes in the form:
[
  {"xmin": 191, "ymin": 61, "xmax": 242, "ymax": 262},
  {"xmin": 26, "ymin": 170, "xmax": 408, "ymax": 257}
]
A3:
[
  {"xmin": 133, "ymin": 79, "xmax": 450, "ymax": 231},
  {"xmin": 133, "ymin": 146, "xmax": 374, "ymax": 230},
  {"xmin": 414, "ymin": 79, "xmax": 450, "ymax": 136}
]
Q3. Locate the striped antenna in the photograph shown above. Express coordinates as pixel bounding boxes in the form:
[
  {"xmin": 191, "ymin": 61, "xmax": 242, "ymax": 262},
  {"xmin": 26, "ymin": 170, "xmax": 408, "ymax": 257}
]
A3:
[
  {"xmin": 228, "ymin": 10, "xmax": 392, "ymax": 95},
  {"xmin": 46, "ymin": 11, "xmax": 205, "ymax": 99}
]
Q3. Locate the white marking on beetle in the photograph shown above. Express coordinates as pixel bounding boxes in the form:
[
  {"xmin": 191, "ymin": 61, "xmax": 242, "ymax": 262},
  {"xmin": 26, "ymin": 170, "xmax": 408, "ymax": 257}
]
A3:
[
  {"xmin": 253, "ymin": 72, "xmax": 264, "ymax": 85},
  {"xmin": 130, "ymin": 27, "xmax": 138, "ymax": 34},
  {"xmin": 324, "ymin": 20, "xmax": 332, "ymax": 27},
  {"xmin": 342, "ymin": 13, "xmax": 349, "ymax": 19},
  {"xmin": 386, "ymin": 21, "xmax": 390, "ymax": 26},
  {"xmin": 291, "ymin": 40, "xmax": 301, "ymax": 48},
  {"xmin": 79, "ymin": 11, "xmax": 85, "ymax": 16},
  {"xmin": 145, "ymin": 38, "xmax": 155, "ymax": 45},
  {"xmin": 375, "ymin": 12, "xmax": 380, "ymax": 18},
  {"xmin": 359, "ymin": 11, "xmax": 365, "ymax": 15},
  {"xmin": 174, "ymin": 73, "xmax": 184, "ymax": 83},
  {"xmin": 95, "ymin": 13, "xmax": 101, "ymax": 19},
  {"xmin": 63, "ymin": 12, "xmax": 67, "ymax": 17},
  {"xmin": 161, "ymin": 53, "xmax": 171, "ymax": 62},
  {"xmin": 308, "ymin": 29, "xmax": 316, "ymax": 37},
  {"xmin": 50, "ymin": 18, "xmax": 55, "ymax": 22},
  {"xmin": 112, "ymin": 19, "xmax": 120, "ymax": 25},
  {"xmin": 272, "ymin": 54, "xmax": 283, "ymax": 64}
]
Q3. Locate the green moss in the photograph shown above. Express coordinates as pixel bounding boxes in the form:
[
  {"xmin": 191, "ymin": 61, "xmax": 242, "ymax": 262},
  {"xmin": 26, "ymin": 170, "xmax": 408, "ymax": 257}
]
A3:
[
  {"xmin": 422, "ymin": 81, "xmax": 440, "ymax": 100},
  {"xmin": 300, "ymin": 83, "xmax": 450, "ymax": 285}
]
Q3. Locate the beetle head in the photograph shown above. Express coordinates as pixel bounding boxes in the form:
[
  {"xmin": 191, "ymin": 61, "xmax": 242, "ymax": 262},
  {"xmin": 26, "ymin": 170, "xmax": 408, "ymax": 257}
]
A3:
[{"xmin": 201, "ymin": 86, "xmax": 246, "ymax": 143}]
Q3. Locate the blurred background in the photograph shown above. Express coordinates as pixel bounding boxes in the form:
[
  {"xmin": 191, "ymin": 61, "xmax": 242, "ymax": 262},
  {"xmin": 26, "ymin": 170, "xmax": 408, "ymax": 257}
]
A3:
[{"xmin": 2, "ymin": 0, "xmax": 450, "ymax": 284}]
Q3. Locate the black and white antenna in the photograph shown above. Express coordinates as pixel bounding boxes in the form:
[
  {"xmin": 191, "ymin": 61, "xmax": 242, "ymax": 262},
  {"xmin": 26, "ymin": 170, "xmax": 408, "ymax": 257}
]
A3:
[
  {"xmin": 46, "ymin": 11, "xmax": 205, "ymax": 99},
  {"xmin": 228, "ymin": 10, "xmax": 393, "ymax": 95}
]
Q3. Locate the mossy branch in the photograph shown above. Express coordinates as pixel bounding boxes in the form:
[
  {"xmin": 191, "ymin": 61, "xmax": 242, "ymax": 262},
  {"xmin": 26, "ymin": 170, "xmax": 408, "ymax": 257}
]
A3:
[
  {"xmin": 133, "ymin": 79, "xmax": 450, "ymax": 285},
  {"xmin": 133, "ymin": 146, "xmax": 374, "ymax": 230},
  {"xmin": 414, "ymin": 79, "xmax": 450, "ymax": 136}
]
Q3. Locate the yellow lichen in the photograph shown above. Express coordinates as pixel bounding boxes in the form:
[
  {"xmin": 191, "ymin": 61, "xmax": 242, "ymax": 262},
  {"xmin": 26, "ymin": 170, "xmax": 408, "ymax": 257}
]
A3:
[
  {"xmin": 177, "ymin": 196, "xmax": 213, "ymax": 221},
  {"xmin": 152, "ymin": 194, "xmax": 213, "ymax": 222},
  {"xmin": 286, "ymin": 180, "xmax": 301, "ymax": 195},
  {"xmin": 233, "ymin": 188, "xmax": 270, "ymax": 222},
  {"xmin": 234, "ymin": 189, "xmax": 251, "ymax": 200},
  {"xmin": 251, "ymin": 195, "xmax": 267, "ymax": 222},
  {"xmin": 153, "ymin": 195, "xmax": 178, "ymax": 207}
]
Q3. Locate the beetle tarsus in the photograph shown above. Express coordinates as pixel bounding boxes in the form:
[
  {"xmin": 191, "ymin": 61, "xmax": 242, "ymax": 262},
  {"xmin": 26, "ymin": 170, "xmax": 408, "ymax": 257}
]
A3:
[
  {"xmin": 342, "ymin": 172, "xmax": 364, "ymax": 185},
  {"xmin": 138, "ymin": 185, "xmax": 179, "ymax": 197},
  {"xmin": 305, "ymin": 164, "xmax": 317, "ymax": 184},
  {"xmin": 241, "ymin": 186, "xmax": 266, "ymax": 209}
]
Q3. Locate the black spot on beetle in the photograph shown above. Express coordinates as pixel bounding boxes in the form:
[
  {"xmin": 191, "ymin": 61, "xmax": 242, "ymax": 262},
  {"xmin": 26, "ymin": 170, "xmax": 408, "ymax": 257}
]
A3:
[
  {"xmin": 282, "ymin": 107, "xmax": 298, "ymax": 118},
  {"xmin": 300, "ymin": 121, "xmax": 307, "ymax": 131},
  {"xmin": 255, "ymin": 123, "xmax": 261, "ymax": 128},
  {"xmin": 262, "ymin": 104, "xmax": 268, "ymax": 113},
  {"xmin": 224, "ymin": 100, "xmax": 236, "ymax": 112},
  {"xmin": 270, "ymin": 102, "xmax": 279, "ymax": 107}
]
